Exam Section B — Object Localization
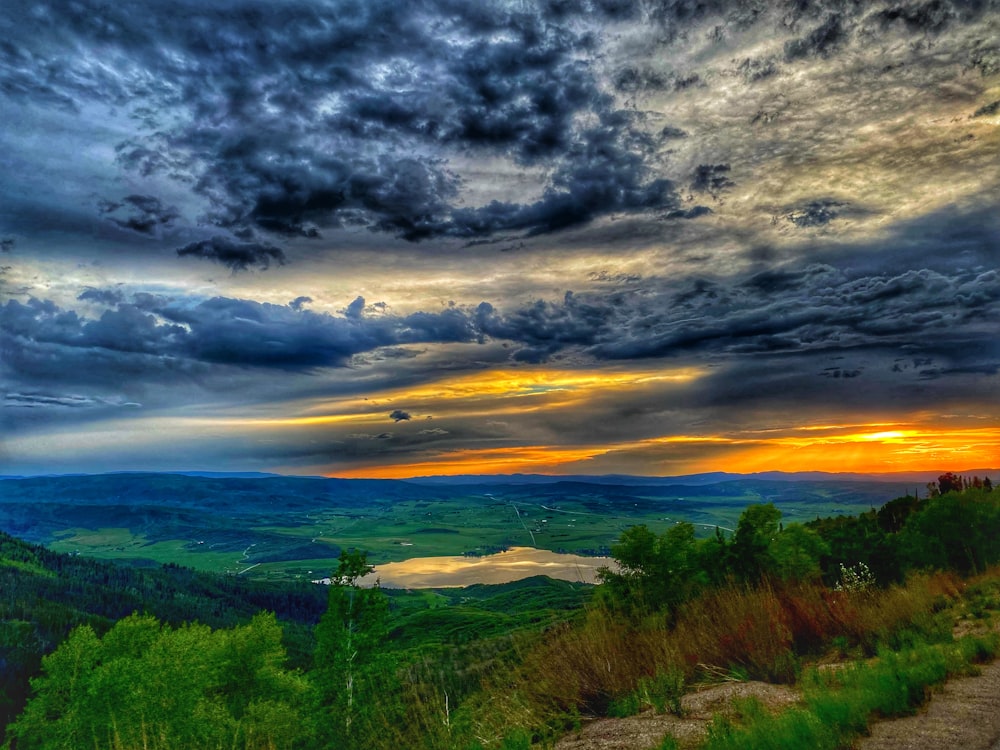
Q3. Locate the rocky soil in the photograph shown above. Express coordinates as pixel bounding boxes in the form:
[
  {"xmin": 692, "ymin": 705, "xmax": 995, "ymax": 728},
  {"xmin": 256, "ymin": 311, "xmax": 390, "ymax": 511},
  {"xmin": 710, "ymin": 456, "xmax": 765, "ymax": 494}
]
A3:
[
  {"xmin": 554, "ymin": 680, "xmax": 800, "ymax": 750},
  {"xmin": 555, "ymin": 656, "xmax": 1000, "ymax": 750}
]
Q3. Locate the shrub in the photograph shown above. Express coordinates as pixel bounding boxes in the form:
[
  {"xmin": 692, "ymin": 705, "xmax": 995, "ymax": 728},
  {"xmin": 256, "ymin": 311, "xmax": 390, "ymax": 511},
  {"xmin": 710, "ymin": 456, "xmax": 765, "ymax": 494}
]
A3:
[
  {"xmin": 607, "ymin": 692, "xmax": 642, "ymax": 718},
  {"xmin": 498, "ymin": 728, "xmax": 533, "ymax": 750},
  {"xmin": 702, "ymin": 698, "xmax": 836, "ymax": 750},
  {"xmin": 834, "ymin": 562, "xmax": 875, "ymax": 594},
  {"xmin": 640, "ymin": 666, "xmax": 686, "ymax": 716}
]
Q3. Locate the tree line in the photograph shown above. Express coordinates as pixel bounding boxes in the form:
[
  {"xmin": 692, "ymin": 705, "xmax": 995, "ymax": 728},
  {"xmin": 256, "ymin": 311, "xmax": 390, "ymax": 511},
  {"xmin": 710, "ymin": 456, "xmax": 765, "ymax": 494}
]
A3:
[{"xmin": 599, "ymin": 474, "xmax": 998, "ymax": 617}]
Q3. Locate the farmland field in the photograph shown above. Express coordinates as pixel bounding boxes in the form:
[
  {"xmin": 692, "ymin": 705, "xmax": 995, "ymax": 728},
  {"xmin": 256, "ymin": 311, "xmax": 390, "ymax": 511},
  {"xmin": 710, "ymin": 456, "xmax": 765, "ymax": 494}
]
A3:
[{"xmin": 1, "ymin": 472, "xmax": 907, "ymax": 582}]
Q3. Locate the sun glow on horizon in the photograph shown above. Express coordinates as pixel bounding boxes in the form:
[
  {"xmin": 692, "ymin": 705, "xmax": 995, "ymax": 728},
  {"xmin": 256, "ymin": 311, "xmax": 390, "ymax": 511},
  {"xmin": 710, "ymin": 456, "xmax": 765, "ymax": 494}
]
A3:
[
  {"xmin": 858, "ymin": 430, "xmax": 910, "ymax": 441},
  {"xmin": 8, "ymin": 362, "xmax": 996, "ymax": 479},
  {"xmin": 322, "ymin": 425, "xmax": 1000, "ymax": 479}
]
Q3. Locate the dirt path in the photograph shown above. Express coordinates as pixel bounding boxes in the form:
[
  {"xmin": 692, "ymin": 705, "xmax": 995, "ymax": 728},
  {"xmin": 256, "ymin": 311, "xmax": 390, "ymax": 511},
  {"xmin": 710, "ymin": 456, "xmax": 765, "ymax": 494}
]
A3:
[
  {"xmin": 554, "ymin": 660, "xmax": 1000, "ymax": 750},
  {"xmin": 852, "ymin": 660, "xmax": 1000, "ymax": 750}
]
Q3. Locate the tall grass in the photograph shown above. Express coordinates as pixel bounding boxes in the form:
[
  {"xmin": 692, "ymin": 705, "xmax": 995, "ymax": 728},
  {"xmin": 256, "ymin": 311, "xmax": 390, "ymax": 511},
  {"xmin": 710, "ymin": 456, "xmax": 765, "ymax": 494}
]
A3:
[
  {"xmin": 357, "ymin": 566, "xmax": 991, "ymax": 749},
  {"xmin": 671, "ymin": 582, "xmax": 797, "ymax": 682},
  {"xmin": 463, "ymin": 571, "xmax": 967, "ymax": 745}
]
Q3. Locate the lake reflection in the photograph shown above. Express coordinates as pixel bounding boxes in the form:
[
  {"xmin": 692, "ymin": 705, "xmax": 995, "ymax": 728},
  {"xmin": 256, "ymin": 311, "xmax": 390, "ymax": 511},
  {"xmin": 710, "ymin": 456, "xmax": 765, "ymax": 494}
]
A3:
[{"xmin": 352, "ymin": 547, "xmax": 613, "ymax": 588}]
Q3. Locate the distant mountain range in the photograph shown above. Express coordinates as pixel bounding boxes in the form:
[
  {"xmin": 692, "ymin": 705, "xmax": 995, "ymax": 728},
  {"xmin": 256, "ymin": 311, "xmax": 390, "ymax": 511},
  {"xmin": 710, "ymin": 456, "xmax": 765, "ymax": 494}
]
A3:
[
  {"xmin": 0, "ymin": 470, "xmax": 300, "ymax": 481},
  {"xmin": 3, "ymin": 468, "xmax": 997, "ymax": 484},
  {"xmin": 400, "ymin": 468, "xmax": 1000, "ymax": 486}
]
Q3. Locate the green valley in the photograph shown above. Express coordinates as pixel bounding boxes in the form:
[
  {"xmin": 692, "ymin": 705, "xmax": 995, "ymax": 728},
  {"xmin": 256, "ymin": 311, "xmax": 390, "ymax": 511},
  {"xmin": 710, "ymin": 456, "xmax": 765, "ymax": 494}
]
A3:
[{"xmin": 0, "ymin": 472, "xmax": 904, "ymax": 581}]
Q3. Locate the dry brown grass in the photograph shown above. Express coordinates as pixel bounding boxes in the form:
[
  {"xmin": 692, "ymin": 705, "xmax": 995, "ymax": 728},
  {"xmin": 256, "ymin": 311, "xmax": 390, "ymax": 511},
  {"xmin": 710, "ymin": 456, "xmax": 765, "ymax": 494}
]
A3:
[
  {"xmin": 671, "ymin": 582, "xmax": 796, "ymax": 682},
  {"xmin": 465, "ymin": 572, "xmax": 968, "ymax": 744}
]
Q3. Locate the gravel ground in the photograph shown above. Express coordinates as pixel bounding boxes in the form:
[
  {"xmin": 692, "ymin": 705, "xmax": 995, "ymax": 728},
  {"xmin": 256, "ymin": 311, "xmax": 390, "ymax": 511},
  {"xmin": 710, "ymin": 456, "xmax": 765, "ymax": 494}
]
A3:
[
  {"xmin": 553, "ymin": 659, "xmax": 1000, "ymax": 750},
  {"xmin": 853, "ymin": 660, "xmax": 1000, "ymax": 750}
]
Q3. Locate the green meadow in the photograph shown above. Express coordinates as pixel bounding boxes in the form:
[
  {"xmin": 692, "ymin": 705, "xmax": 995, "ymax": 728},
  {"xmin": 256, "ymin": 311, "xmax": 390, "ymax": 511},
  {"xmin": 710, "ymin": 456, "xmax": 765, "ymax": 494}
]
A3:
[{"xmin": 2, "ymin": 473, "xmax": 895, "ymax": 581}]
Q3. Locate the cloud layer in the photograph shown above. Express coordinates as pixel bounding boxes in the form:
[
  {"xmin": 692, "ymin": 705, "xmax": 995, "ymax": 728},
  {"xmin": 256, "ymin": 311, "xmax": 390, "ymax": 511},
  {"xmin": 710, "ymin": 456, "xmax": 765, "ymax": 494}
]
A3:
[
  {"xmin": 2, "ymin": 0, "xmax": 998, "ymax": 475},
  {"xmin": 8, "ymin": 0, "xmax": 994, "ymax": 261}
]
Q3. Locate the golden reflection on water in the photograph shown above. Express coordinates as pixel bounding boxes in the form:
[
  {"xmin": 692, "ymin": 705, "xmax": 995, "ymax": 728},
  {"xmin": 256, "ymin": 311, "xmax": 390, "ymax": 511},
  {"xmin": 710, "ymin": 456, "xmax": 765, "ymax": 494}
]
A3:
[{"xmin": 353, "ymin": 547, "xmax": 612, "ymax": 588}]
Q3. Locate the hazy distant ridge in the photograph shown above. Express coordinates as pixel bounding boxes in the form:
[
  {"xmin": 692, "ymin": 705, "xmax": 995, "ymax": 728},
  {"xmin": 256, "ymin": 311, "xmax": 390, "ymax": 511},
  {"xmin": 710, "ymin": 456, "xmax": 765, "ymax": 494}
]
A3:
[
  {"xmin": 403, "ymin": 469, "xmax": 1000, "ymax": 486},
  {"xmin": 4, "ymin": 468, "xmax": 997, "ymax": 485}
]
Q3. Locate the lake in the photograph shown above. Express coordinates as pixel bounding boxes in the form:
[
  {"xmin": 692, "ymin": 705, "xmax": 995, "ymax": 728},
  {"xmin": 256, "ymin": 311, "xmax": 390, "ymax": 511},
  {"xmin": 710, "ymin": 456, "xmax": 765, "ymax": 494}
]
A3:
[{"xmin": 332, "ymin": 547, "xmax": 614, "ymax": 588}]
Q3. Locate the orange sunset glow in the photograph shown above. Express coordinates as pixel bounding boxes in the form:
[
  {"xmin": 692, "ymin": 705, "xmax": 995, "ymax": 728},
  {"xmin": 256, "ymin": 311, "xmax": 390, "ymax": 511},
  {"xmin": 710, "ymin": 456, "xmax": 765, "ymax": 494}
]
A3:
[{"xmin": 326, "ymin": 425, "xmax": 1000, "ymax": 479}]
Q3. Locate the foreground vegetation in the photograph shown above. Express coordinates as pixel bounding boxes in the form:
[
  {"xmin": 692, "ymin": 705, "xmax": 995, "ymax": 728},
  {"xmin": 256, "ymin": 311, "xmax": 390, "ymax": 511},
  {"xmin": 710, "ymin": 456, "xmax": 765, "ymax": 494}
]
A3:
[
  {"xmin": 2, "ymin": 474, "xmax": 999, "ymax": 749},
  {"xmin": 693, "ymin": 630, "xmax": 1000, "ymax": 750}
]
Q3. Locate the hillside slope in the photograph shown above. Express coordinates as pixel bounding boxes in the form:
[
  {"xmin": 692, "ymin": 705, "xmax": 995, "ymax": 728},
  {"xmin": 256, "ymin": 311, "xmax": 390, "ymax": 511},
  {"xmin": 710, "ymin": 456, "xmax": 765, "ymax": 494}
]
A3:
[{"xmin": 0, "ymin": 531, "xmax": 328, "ymax": 739}]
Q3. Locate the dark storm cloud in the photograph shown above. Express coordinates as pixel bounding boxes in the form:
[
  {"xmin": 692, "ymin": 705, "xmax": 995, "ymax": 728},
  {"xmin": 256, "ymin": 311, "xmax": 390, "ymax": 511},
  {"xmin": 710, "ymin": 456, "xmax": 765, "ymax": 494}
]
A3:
[
  {"xmin": 871, "ymin": 1, "xmax": 960, "ymax": 33},
  {"xmin": 0, "ymin": 35, "xmax": 82, "ymax": 111},
  {"xmin": 589, "ymin": 270, "xmax": 643, "ymax": 284},
  {"xmin": 784, "ymin": 14, "xmax": 846, "ymax": 61},
  {"xmin": 6, "ymin": 0, "xmax": 996, "ymax": 258},
  {"xmin": 3, "ymin": 392, "xmax": 140, "ymax": 410},
  {"xmin": 1, "ymin": 238, "xmax": 14, "ymax": 252},
  {"xmin": 734, "ymin": 57, "xmax": 778, "ymax": 83},
  {"xmin": 78, "ymin": 288, "xmax": 125, "ymax": 305},
  {"xmin": 450, "ymin": 122, "xmax": 683, "ymax": 237},
  {"xmin": 971, "ymin": 100, "xmax": 1000, "ymax": 118},
  {"xmin": 658, "ymin": 126, "xmax": 688, "ymax": 140},
  {"xmin": 777, "ymin": 0, "xmax": 999, "ymax": 65},
  {"xmin": 477, "ymin": 256, "xmax": 1000, "ymax": 372},
  {"xmin": 97, "ymin": 194, "xmax": 180, "ymax": 236},
  {"xmin": 475, "ymin": 291, "xmax": 611, "ymax": 363},
  {"xmin": 784, "ymin": 200, "xmax": 848, "ymax": 228},
  {"xmin": 180, "ymin": 45, "xmax": 681, "ymax": 242},
  {"xmin": 389, "ymin": 409, "xmax": 411, "ymax": 422},
  {"xmin": 176, "ymin": 236, "xmax": 287, "ymax": 271},
  {"xmin": 612, "ymin": 65, "xmax": 699, "ymax": 96},
  {"xmin": 163, "ymin": 296, "xmax": 476, "ymax": 368},
  {"xmin": 250, "ymin": 420, "xmax": 497, "ymax": 470},
  {"xmin": 1, "ymin": 0, "xmax": 707, "ymax": 251},
  {"xmin": 0, "ymin": 292, "xmax": 481, "ymax": 387},
  {"xmin": 5, "ymin": 206, "xmax": 1000, "ymax": 398},
  {"xmin": 968, "ymin": 42, "xmax": 1000, "ymax": 77},
  {"xmin": 689, "ymin": 164, "xmax": 733, "ymax": 199}
]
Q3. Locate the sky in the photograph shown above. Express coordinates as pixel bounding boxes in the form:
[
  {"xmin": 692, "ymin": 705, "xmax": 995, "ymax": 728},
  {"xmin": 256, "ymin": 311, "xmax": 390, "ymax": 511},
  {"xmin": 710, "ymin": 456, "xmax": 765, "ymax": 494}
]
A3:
[{"xmin": 1, "ymin": 0, "xmax": 999, "ymax": 478}]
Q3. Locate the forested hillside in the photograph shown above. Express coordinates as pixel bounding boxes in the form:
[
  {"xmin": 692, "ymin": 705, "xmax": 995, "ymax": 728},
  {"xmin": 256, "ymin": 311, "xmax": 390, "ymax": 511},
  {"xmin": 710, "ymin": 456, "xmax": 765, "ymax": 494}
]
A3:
[
  {"xmin": 0, "ymin": 532, "xmax": 588, "ymax": 746},
  {"xmin": 0, "ymin": 532, "xmax": 329, "ymax": 738}
]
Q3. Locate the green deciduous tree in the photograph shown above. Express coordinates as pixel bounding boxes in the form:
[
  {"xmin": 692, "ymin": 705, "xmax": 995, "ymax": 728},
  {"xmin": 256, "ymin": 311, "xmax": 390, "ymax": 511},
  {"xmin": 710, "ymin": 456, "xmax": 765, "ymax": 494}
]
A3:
[
  {"xmin": 769, "ymin": 523, "xmax": 829, "ymax": 582},
  {"xmin": 5, "ymin": 623, "xmax": 102, "ymax": 749},
  {"xmin": 695, "ymin": 527, "xmax": 732, "ymax": 586},
  {"xmin": 899, "ymin": 489, "xmax": 1000, "ymax": 575},
  {"xmin": 599, "ymin": 522, "xmax": 705, "ymax": 615},
  {"xmin": 312, "ymin": 550, "xmax": 400, "ymax": 749},
  {"xmin": 936, "ymin": 472, "xmax": 963, "ymax": 496},
  {"xmin": 875, "ymin": 494, "xmax": 924, "ymax": 533},
  {"xmin": 731, "ymin": 503, "xmax": 782, "ymax": 581},
  {"xmin": 4, "ymin": 613, "xmax": 310, "ymax": 750}
]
